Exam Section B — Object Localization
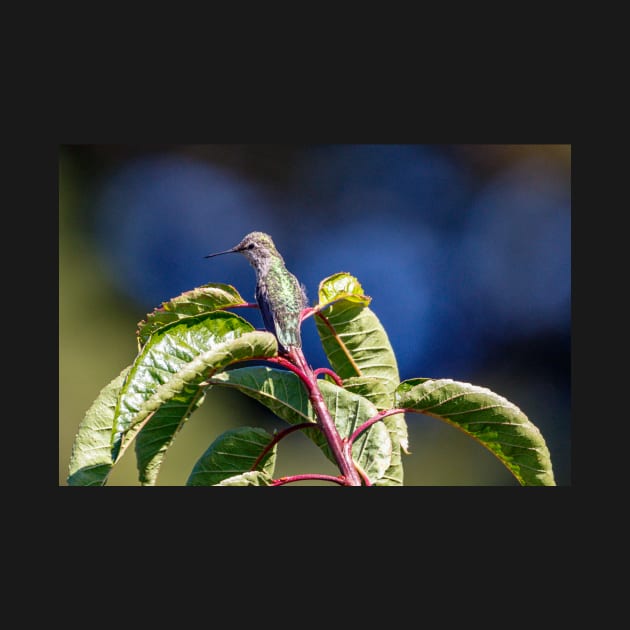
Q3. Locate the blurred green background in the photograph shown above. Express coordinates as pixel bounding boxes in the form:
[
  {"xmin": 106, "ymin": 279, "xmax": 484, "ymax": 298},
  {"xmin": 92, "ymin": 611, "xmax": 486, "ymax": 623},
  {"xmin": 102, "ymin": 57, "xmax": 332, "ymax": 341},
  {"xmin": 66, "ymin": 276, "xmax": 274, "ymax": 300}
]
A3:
[{"xmin": 59, "ymin": 144, "xmax": 570, "ymax": 486}]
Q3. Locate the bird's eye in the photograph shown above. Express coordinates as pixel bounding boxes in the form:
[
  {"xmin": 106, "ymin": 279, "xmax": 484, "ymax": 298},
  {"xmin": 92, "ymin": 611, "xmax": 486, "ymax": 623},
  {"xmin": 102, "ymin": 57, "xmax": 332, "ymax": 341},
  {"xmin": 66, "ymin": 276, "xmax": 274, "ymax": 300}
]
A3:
[{"xmin": 247, "ymin": 243, "xmax": 255, "ymax": 249}]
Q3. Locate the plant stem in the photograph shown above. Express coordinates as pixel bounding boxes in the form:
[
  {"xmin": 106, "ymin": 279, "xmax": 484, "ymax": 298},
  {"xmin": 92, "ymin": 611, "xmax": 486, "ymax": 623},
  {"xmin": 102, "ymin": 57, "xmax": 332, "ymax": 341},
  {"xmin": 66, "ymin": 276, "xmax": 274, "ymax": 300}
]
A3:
[
  {"xmin": 272, "ymin": 474, "xmax": 346, "ymax": 486},
  {"xmin": 349, "ymin": 408, "xmax": 407, "ymax": 444},
  {"xmin": 250, "ymin": 422, "xmax": 320, "ymax": 471},
  {"xmin": 286, "ymin": 347, "xmax": 363, "ymax": 486},
  {"xmin": 313, "ymin": 367, "xmax": 344, "ymax": 386}
]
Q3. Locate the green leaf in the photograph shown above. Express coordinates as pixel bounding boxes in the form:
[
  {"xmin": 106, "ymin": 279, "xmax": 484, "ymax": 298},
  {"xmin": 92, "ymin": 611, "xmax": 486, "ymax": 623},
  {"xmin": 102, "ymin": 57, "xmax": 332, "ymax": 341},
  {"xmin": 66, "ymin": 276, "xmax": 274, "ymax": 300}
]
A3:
[
  {"xmin": 314, "ymin": 273, "xmax": 406, "ymax": 484},
  {"xmin": 133, "ymin": 387, "xmax": 207, "ymax": 486},
  {"xmin": 342, "ymin": 375, "xmax": 408, "ymax": 484},
  {"xmin": 319, "ymin": 379, "xmax": 392, "ymax": 483},
  {"xmin": 315, "ymin": 273, "xmax": 400, "ymax": 398},
  {"xmin": 210, "ymin": 365, "xmax": 317, "ymax": 431},
  {"xmin": 216, "ymin": 471, "xmax": 274, "ymax": 486},
  {"xmin": 317, "ymin": 272, "xmax": 372, "ymax": 308},
  {"xmin": 396, "ymin": 378, "xmax": 556, "ymax": 486},
  {"xmin": 112, "ymin": 312, "xmax": 277, "ymax": 477},
  {"xmin": 136, "ymin": 283, "xmax": 247, "ymax": 348},
  {"xmin": 371, "ymin": 414, "xmax": 406, "ymax": 486},
  {"xmin": 211, "ymin": 366, "xmax": 393, "ymax": 484},
  {"xmin": 341, "ymin": 375, "xmax": 391, "ymax": 408},
  {"xmin": 342, "ymin": 376, "xmax": 408, "ymax": 449},
  {"xmin": 187, "ymin": 427, "xmax": 277, "ymax": 486},
  {"xmin": 67, "ymin": 367, "xmax": 130, "ymax": 486}
]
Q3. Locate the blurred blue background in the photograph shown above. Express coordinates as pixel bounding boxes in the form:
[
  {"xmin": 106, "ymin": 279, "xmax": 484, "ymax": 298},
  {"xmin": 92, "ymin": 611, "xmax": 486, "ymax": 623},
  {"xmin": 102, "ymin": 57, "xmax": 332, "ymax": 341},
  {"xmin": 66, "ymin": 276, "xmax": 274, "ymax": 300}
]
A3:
[{"xmin": 59, "ymin": 144, "xmax": 570, "ymax": 485}]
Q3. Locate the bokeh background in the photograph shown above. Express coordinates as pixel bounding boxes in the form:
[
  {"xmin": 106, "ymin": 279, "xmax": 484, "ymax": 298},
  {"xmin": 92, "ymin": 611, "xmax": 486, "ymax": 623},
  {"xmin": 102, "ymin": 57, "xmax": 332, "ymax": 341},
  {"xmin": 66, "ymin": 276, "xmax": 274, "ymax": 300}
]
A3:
[{"xmin": 59, "ymin": 144, "xmax": 571, "ymax": 486}]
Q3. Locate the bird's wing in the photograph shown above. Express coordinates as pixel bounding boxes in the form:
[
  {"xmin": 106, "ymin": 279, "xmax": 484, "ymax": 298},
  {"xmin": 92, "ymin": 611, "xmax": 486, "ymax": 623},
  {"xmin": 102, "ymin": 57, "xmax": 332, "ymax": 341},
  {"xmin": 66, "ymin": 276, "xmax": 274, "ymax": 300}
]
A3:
[{"xmin": 262, "ymin": 267, "xmax": 303, "ymax": 350}]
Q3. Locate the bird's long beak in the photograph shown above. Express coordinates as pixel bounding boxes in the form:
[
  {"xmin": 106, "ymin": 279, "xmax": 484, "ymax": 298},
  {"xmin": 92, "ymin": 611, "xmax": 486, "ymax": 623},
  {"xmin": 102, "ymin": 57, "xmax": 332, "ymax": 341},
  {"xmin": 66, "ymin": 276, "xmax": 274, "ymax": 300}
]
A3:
[{"xmin": 204, "ymin": 247, "xmax": 238, "ymax": 259}]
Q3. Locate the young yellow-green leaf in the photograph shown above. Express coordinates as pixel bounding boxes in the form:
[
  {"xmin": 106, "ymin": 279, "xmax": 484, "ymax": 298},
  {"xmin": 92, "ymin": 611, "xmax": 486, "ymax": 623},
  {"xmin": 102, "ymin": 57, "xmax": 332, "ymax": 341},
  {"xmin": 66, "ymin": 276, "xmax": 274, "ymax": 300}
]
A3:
[
  {"xmin": 211, "ymin": 367, "xmax": 393, "ymax": 484},
  {"xmin": 315, "ymin": 274, "xmax": 400, "ymax": 401},
  {"xmin": 111, "ymin": 313, "xmax": 277, "ymax": 468},
  {"xmin": 136, "ymin": 283, "xmax": 247, "ymax": 348},
  {"xmin": 396, "ymin": 378, "xmax": 556, "ymax": 486},
  {"xmin": 187, "ymin": 427, "xmax": 277, "ymax": 486},
  {"xmin": 317, "ymin": 272, "xmax": 372, "ymax": 309},
  {"xmin": 67, "ymin": 367, "xmax": 130, "ymax": 486},
  {"xmin": 216, "ymin": 471, "xmax": 274, "ymax": 486}
]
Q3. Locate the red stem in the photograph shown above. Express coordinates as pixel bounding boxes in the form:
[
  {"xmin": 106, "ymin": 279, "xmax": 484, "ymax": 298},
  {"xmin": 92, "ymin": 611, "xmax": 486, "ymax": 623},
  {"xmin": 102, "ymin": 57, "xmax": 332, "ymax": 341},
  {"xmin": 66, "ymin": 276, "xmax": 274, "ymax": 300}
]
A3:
[
  {"xmin": 313, "ymin": 367, "xmax": 344, "ymax": 387},
  {"xmin": 271, "ymin": 473, "xmax": 347, "ymax": 486},
  {"xmin": 233, "ymin": 302, "xmax": 260, "ymax": 309},
  {"xmin": 250, "ymin": 422, "xmax": 320, "ymax": 471},
  {"xmin": 285, "ymin": 347, "xmax": 363, "ymax": 486},
  {"xmin": 349, "ymin": 408, "xmax": 408, "ymax": 444},
  {"xmin": 354, "ymin": 463, "xmax": 372, "ymax": 486}
]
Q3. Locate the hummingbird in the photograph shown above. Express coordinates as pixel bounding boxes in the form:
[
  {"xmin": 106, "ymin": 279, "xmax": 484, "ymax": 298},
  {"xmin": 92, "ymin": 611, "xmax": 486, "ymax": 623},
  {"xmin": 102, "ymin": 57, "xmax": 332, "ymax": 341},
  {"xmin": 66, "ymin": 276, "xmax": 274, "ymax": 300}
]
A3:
[{"xmin": 205, "ymin": 232, "xmax": 308, "ymax": 354}]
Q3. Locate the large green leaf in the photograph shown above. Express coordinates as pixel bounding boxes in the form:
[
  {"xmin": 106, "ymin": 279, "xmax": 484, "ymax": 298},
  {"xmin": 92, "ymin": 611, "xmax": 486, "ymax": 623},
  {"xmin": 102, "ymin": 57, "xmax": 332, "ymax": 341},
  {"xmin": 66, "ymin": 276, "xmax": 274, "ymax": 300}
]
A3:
[
  {"xmin": 136, "ymin": 283, "xmax": 247, "ymax": 348},
  {"xmin": 314, "ymin": 273, "xmax": 405, "ymax": 484},
  {"xmin": 67, "ymin": 367, "xmax": 130, "ymax": 486},
  {"xmin": 343, "ymin": 377, "xmax": 408, "ymax": 447},
  {"xmin": 211, "ymin": 366, "xmax": 392, "ymax": 484},
  {"xmin": 341, "ymin": 376, "xmax": 407, "ymax": 485},
  {"xmin": 315, "ymin": 273, "xmax": 400, "ymax": 398},
  {"xmin": 341, "ymin": 375, "xmax": 391, "ymax": 408},
  {"xmin": 133, "ymin": 385, "xmax": 207, "ymax": 486},
  {"xmin": 396, "ymin": 378, "xmax": 556, "ymax": 486},
  {"xmin": 187, "ymin": 427, "xmax": 277, "ymax": 486},
  {"xmin": 67, "ymin": 316, "xmax": 276, "ymax": 486},
  {"xmin": 211, "ymin": 366, "xmax": 318, "ymax": 441},
  {"xmin": 111, "ymin": 312, "xmax": 277, "ymax": 476},
  {"xmin": 125, "ymin": 334, "xmax": 278, "ymax": 484},
  {"xmin": 318, "ymin": 378, "xmax": 392, "ymax": 483}
]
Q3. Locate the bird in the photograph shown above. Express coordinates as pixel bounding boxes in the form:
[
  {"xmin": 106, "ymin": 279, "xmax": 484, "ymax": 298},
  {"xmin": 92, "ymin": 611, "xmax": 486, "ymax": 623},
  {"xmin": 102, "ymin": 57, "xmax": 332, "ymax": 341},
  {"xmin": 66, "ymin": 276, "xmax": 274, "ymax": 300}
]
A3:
[{"xmin": 205, "ymin": 231, "xmax": 308, "ymax": 354}]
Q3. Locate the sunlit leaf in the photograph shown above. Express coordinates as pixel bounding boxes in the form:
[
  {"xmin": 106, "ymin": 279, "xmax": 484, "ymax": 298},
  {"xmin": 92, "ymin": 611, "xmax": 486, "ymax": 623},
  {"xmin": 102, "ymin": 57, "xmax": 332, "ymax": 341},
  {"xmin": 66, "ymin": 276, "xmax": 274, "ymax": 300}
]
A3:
[
  {"xmin": 396, "ymin": 378, "xmax": 556, "ymax": 486},
  {"xmin": 342, "ymin": 375, "xmax": 408, "ymax": 484},
  {"xmin": 136, "ymin": 283, "xmax": 247, "ymax": 348},
  {"xmin": 317, "ymin": 272, "xmax": 372, "ymax": 309},
  {"xmin": 341, "ymin": 375, "xmax": 390, "ymax": 408},
  {"xmin": 318, "ymin": 379, "xmax": 392, "ymax": 483},
  {"xmin": 126, "ymin": 333, "xmax": 277, "ymax": 483},
  {"xmin": 187, "ymin": 427, "xmax": 277, "ymax": 486},
  {"xmin": 315, "ymin": 273, "xmax": 400, "ymax": 396},
  {"xmin": 67, "ymin": 367, "xmax": 130, "ymax": 486},
  {"xmin": 133, "ymin": 388, "xmax": 207, "ymax": 485},
  {"xmin": 211, "ymin": 366, "xmax": 392, "ymax": 484},
  {"xmin": 111, "ymin": 312, "xmax": 277, "ymax": 478},
  {"xmin": 342, "ymin": 374, "xmax": 408, "ymax": 463},
  {"xmin": 314, "ymin": 273, "xmax": 405, "ymax": 484}
]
